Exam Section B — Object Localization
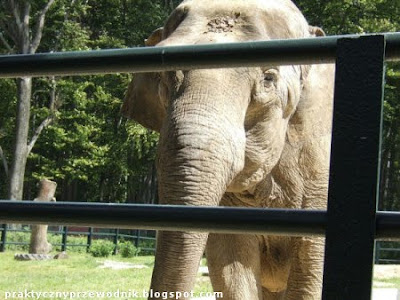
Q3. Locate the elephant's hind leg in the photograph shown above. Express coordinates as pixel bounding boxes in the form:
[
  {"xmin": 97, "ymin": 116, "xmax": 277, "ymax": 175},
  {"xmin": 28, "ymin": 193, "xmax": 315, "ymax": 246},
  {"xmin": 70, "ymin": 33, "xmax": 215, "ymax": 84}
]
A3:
[{"xmin": 206, "ymin": 233, "xmax": 262, "ymax": 300}]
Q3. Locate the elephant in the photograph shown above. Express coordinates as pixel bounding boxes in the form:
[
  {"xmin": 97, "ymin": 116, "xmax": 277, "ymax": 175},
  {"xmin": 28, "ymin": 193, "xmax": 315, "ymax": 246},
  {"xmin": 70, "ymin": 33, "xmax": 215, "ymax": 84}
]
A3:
[{"xmin": 122, "ymin": 0, "xmax": 334, "ymax": 299}]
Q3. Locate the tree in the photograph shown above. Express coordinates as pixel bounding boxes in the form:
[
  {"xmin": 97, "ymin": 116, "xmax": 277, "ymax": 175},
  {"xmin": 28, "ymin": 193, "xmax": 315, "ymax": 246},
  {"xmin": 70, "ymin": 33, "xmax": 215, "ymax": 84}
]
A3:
[
  {"xmin": 0, "ymin": 0, "xmax": 56, "ymax": 201},
  {"xmin": 295, "ymin": 0, "xmax": 400, "ymax": 211},
  {"xmin": 17, "ymin": 0, "xmax": 164, "ymax": 203}
]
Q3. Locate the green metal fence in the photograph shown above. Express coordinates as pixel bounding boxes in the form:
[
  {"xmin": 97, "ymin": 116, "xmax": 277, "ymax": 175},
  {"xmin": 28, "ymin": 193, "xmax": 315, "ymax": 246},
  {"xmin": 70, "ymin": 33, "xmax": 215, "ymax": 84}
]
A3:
[
  {"xmin": 0, "ymin": 225, "xmax": 156, "ymax": 254},
  {"xmin": 1, "ymin": 33, "xmax": 400, "ymax": 300},
  {"xmin": 375, "ymin": 241, "xmax": 400, "ymax": 264}
]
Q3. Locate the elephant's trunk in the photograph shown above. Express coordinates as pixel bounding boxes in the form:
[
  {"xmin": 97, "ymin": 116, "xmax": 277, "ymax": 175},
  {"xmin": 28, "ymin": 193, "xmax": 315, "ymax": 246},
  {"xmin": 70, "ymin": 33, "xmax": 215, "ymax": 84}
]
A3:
[{"xmin": 149, "ymin": 70, "xmax": 248, "ymax": 299}]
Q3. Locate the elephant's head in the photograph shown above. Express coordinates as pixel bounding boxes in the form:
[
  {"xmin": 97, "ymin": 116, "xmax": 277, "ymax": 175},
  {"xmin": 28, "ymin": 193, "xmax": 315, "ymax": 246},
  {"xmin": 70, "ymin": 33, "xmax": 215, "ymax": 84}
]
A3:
[{"xmin": 122, "ymin": 0, "xmax": 333, "ymax": 297}]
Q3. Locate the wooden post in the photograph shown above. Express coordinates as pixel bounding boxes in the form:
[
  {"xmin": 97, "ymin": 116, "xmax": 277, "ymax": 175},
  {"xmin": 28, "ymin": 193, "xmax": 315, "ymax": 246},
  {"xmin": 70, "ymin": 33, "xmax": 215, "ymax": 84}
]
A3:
[{"xmin": 29, "ymin": 179, "xmax": 56, "ymax": 254}]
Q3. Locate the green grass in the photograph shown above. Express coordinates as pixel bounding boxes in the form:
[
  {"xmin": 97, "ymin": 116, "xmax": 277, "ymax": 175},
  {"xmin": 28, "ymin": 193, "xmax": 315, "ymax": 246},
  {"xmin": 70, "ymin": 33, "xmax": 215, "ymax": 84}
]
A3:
[
  {"xmin": 373, "ymin": 277, "xmax": 400, "ymax": 289},
  {"xmin": 4, "ymin": 250, "xmax": 396, "ymax": 300},
  {"xmin": 0, "ymin": 252, "xmax": 212, "ymax": 300}
]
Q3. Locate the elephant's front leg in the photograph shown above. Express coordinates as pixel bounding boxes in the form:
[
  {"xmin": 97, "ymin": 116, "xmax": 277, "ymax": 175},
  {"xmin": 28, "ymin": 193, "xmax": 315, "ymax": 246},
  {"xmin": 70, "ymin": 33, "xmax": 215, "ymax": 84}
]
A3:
[
  {"xmin": 206, "ymin": 233, "xmax": 262, "ymax": 300},
  {"xmin": 285, "ymin": 236, "xmax": 325, "ymax": 300},
  {"xmin": 149, "ymin": 231, "xmax": 208, "ymax": 300}
]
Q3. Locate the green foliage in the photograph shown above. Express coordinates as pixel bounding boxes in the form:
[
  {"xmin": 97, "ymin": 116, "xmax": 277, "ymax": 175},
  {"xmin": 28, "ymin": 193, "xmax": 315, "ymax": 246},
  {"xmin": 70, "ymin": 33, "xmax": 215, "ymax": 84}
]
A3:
[
  {"xmin": 5, "ymin": 231, "xmax": 86, "ymax": 253},
  {"xmin": 85, "ymin": 0, "xmax": 169, "ymax": 48},
  {"xmin": 1, "ymin": 0, "xmax": 165, "ymax": 202},
  {"xmin": 295, "ymin": 0, "xmax": 400, "ymax": 35},
  {"xmin": 377, "ymin": 242, "xmax": 400, "ymax": 263},
  {"xmin": 294, "ymin": 0, "xmax": 400, "ymax": 211},
  {"xmin": 0, "ymin": 79, "xmax": 16, "ymax": 198},
  {"xmin": 89, "ymin": 240, "xmax": 115, "ymax": 257},
  {"xmin": 3, "ymin": 230, "xmax": 156, "ymax": 255},
  {"xmin": 137, "ymin": 238, "xmax": 156, "ymax": 255},
  {"xmin": 5, "ymin": 230, "xmax": 30, "ymax": 252},
  {"xmin": 118, "ymin": 241, "xmax": 141, "ymax": 258}
]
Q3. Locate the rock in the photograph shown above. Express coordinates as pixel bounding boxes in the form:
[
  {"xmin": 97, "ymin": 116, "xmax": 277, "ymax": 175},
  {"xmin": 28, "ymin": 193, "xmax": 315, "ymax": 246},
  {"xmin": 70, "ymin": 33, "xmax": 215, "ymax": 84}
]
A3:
[
  {"xmin": 14, "ymin": 253, "xmax": 53, "ymax": 261},
  {"xmin": 54, "ymin": 251, "xmax": 69, "ymax": 259},
  {"xmin": 198, "ymin": 266, "xmax": 209, "ymax": 276},
  {"xmin": 98, "ymin": 260, "xmax": 148, "ymax": 270}
]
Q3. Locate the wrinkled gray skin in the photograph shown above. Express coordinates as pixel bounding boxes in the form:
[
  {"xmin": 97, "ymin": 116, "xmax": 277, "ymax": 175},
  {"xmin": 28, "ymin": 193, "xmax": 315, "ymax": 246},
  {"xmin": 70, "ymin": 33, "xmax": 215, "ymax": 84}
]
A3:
[{"xmin": 122, "ymin": 0, "xmax": 334, "ymax": 299}]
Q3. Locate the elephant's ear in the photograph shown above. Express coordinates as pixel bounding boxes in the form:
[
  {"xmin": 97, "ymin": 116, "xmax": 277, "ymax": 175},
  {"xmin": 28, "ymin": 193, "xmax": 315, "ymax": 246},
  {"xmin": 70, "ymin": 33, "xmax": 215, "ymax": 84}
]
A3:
[
  {"xmin": 309, "ymin": 26, "xmax": 326, "ymax": 37},
  {"xmin": 121, "ymin": 72, "xmax": 165, "ymax": 132},
  {"xmin": 300, "ymin": 26, "xmax": 326, "ymax": 82},
  {"xmin": 145, "ymin": 27, "xmax": 164, "ymax": 46},
  {"xmin": 121, "ymin": 28, "xmax": 166, "ymax": 132}
]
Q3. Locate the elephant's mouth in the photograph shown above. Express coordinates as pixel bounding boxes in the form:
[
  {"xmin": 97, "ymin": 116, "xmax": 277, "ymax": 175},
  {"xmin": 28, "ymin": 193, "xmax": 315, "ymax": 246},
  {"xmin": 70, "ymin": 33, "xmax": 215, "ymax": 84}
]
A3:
[
  {"xmin": 227, "ymin": 159, "xmax": 276, "ymax": 192},
  {"xmin": 227, "ymin": 174, "xmax": 275, "ymax": 207}
]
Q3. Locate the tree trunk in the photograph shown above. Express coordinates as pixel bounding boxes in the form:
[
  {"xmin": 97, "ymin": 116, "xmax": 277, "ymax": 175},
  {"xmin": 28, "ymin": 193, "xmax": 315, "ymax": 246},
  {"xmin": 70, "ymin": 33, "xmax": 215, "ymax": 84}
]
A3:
[
  {"xmin": 1, "ymin": 0, "xmax": 56, "ymax": 201},
  {"xmin": 29, "ymin": 179, "xmax": 57, "ymax": 254},
  {"xmin": 8, "ymin": 77, "xmax": 32, "ymax": 201},
  {"xmin": 0, "ymin": 146, "xmax": 9, "ymax": 178}
]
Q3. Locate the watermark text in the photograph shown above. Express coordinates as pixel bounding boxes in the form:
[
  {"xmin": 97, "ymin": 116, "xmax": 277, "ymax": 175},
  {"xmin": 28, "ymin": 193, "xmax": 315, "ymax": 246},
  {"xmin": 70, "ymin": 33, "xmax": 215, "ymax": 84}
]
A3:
[{"xmin": 4, "ymin": 289, "xmax": 224, "ymax": 299}]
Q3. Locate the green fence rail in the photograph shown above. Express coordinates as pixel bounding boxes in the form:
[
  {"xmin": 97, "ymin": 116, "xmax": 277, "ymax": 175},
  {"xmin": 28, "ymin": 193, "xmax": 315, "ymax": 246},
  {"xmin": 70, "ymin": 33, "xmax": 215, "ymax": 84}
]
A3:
[
  {"xmin": 0, "ymin": 224, "xmax": 156, "ymax": 254},
  {"xmin": 0, "ymin": 33, "xmax": 399, "ymax": 77}
]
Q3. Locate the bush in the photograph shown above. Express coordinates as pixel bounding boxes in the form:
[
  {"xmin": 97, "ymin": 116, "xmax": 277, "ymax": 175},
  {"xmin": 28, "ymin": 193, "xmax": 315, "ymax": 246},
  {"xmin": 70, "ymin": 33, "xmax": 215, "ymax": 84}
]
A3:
[
  {"xmin": 377, "ymin": 241, "xmax": 400, "ymax": 264},
  {"xmin": 89, "ymin": 240, "xmax": 115, "ymax": 257},
  {"xmin": 138, "ymin": 238, "xmax": 156, "ymax": 255},
  {"xmin": 50, "ymin": 234, "xmax": 87, "ymax": 253},
  {"xmin": 118, "ymin": 241, "xmax": 140, "ymax": 258},
  {"xmin": 6, "ymin": 231, "xmax": 30, "ymax": 251},
  {"xmin": 2, "ymin": 228, "xmax": 156, "ymax": 255}
]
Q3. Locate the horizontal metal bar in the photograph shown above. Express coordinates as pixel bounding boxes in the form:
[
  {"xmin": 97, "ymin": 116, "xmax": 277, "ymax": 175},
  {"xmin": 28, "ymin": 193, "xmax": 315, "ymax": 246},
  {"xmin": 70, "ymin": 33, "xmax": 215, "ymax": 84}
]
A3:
[
  {"xmin": 378, "ymin": 248, "xmax": 400, "ymax": 252},
  {"xmin": 0, "ymin": 201, "xmax": 326, "ymax": 237},
  {"xmin": 376, "ymin": 211, "xmax": 400, "ymax": 240},
  {"xmin": 0, "ymin": 33, "xmax": 399, "ymax": 78},
  {"xmin": 1, "ymin": 201, "xmax": 400, "ymax": 239},
  {"xmin": 3, "ymin": 242, "xmax": 27, "ymax": 245},
  {"xmin": 376, "ymin": 259, "xmax": 400, "ymax": 263}
]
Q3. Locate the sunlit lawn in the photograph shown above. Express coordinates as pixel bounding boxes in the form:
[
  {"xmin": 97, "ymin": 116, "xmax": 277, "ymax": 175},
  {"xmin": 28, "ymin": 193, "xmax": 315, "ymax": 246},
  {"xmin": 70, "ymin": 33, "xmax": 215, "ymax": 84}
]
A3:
[
  {"xmin": 374, "ymin": 277, "xmax": 400, "ymax": 288},
  {"xmin": 0, "ymin": 252, "xmax": 212, "ymax": 300},
  {"xmin": 1, "ymin": 251, "xmax": 399, "ymax": 300}
]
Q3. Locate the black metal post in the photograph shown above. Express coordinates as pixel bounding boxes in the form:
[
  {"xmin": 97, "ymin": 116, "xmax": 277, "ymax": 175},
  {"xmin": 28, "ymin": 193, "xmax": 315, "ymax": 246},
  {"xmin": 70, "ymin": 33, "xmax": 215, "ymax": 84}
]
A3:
[
  {"xmin": 375, "ymin": 241, "xmax": 381, "ymax": 264},
  {"xmin": 135, "ymin": 230, "xmax": 140, "ymax": 249},
  {"xmin": 61, "ymin": 226, "xmax": 68, "ymax": 252},
  {"xmin": 113, "ymin": 228, "xmax": 119, "ymax": 255},
  {"xmin": 0, "ymin": 224, "xmax": 7, "ymax": 252},
  {"xmin": 87, "ymin": 227, "xmax": 93, "ymax": 252},
  {"xmin": 322, "ymin": 35, "xmax": 386, "ymax": 300}
]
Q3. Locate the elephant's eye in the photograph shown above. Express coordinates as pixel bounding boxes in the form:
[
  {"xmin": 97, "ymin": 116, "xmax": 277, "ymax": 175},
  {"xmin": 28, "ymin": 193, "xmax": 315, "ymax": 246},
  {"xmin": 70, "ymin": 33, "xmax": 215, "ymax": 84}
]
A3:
[{"xmin": 263, "ymin": 69, "xmax": 278, "ymax": 84}]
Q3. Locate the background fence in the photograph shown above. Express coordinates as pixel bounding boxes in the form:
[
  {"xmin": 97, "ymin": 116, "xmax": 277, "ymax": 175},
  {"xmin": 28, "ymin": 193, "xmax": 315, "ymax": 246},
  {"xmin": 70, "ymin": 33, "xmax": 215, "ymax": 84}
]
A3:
[
  {"xmin": 0, "ymin": 224, "xmax": 156, "ymax": 255},
  {"xmin": 375, "ymin": 242, "xmax": 400, "ymax": 264},
  {"xmin": 1, "ymin": 222, "xmax": 398, "ymax": 263}
]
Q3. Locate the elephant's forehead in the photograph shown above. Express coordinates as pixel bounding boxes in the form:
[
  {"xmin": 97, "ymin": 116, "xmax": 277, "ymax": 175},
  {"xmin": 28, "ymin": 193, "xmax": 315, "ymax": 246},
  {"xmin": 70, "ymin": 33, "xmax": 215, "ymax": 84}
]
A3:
[
  {"xmin": 182, "ymin": 0, "xmax": 292, "ymax": 9},
  {"xmin": 206, "ymin": 16, "xmax": 237, "ymax": 33},
  {"xmin": 181, "ymin": 0, "xmax": 300, "ymax": 17},
  {"xmin": 178, "ymin": 0, "xmax": 310, "ymax": 40}
]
